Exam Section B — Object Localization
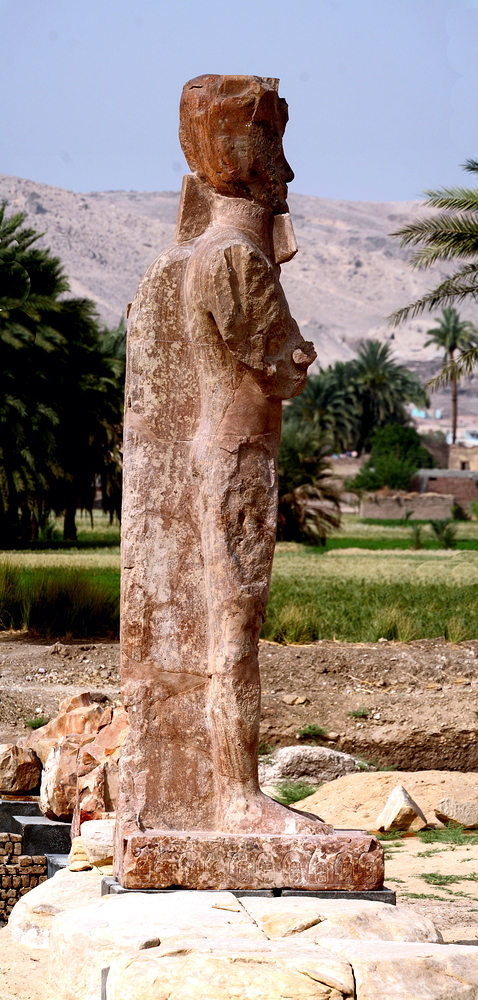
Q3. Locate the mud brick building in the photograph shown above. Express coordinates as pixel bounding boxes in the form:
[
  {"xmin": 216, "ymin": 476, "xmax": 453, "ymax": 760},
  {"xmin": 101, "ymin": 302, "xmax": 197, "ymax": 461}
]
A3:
[
  {"xmin": 413, "ymin": 468, "xmax": 478, "ymax": 508},
  {"xmin": 0, "ymin": 832, "xmax": 47, "ymax": 920}
]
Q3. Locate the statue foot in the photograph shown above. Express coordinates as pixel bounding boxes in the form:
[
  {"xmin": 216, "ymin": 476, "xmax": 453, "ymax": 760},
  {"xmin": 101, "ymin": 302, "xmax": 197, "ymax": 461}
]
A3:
[{"xmin": 218, "ymin": 787, "xmax": 333, "ymax": 836}]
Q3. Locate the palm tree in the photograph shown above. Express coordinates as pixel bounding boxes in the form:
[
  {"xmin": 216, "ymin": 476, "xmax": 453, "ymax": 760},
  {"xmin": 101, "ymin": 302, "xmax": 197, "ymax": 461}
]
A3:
[
  {"xmin": 277, "ymin": 420, "xmax": 341, "ymax": 545},
  {"xmin": 0, "ymin": 201, "xmax": 68, "ymax": 543},
  {"xmin": 0, "ymin": 201, "xmax": 125, "ymax": 545},
  {"xmin": 285, "ymin": 361, "xmax": 360, "ymax": 452},
  {"xmin": 352, "ymin": 340, "xmax": 428, "ymax": 453},
  {"xmin": 390, "ymin": 159, "xmax": 478, "ymax": 325},
  {"xmin": 424, "ymin": 308, "xmax": 478, "ymax": 443}
]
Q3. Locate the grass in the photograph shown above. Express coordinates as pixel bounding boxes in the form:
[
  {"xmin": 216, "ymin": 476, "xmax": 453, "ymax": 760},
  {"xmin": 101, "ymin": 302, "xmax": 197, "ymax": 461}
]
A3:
[
  {"xmin": 260, "ymin": 543, "xmax": 478, "ymax": 643},
  {"xmin": 419, "ymin": 872, "xmax": 478, "ymax": 886},
  {"xmin": 296, "ymin": 724, "xmax": 328, "ymax": 742},
  {"xmin": 417, "ymin": 824, "xmax": 478, "ymax": 846},
  {"xmin": 0, "ymin": 562, "xmax": 119, "ymax": 638},
  {"xmin": 401, "ymin": 892, "xmax": 450, "ymax": 901},
  {"xmin": 348, "ymin": 706, "xmax": 370, "ymax": 719},
  {"xmin": 271, "ymin": 780, "xmax": 318, "ymax": 805},
  {"xmin": 4, "ymin": 514, "xmax": 478, "ymax": 643},
  {"xmin": 2, "ymin": 511, "xmax": 121, "ymax": 550},
  {"xmin": 375, "ymin": 831, "xmax": 405, "ymax": 842},
  {"xmin": 25, "ymin": 716, "xmax": 50, "ymax": 729}
]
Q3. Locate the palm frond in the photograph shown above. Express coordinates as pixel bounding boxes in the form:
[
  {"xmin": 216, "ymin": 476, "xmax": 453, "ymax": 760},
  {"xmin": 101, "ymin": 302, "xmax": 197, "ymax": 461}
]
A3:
[
  {"xmin": 389, "ymin": 265, "xmax": 478, "ymax": 325},
  {"xmin": 422, "ymin": 187, "xmax": 478, "ymax": 213},
  {"xmin": 426, "ymin": 345, "xmax": 478, "ymax": 389}
]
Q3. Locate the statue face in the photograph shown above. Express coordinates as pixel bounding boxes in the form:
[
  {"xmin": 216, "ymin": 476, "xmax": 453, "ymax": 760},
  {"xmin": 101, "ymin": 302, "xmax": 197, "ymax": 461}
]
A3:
[
  {"xmin": 239, "ymin": 90, "xmax": 294, "ymax": 213},
  {"xmin": 179, "ymin": 75, "xmax": 294, "ymax": 213}
]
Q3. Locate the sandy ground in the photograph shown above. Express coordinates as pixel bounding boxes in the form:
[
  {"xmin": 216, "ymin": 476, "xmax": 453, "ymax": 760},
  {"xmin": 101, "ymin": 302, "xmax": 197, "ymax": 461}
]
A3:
[
  {"xmin": 2, "ymin": 637, "xmax": 478, "ymax": 995},
  {"xmin": 2, "ymin": 635, "xmax": 478, "ymax": 771}
]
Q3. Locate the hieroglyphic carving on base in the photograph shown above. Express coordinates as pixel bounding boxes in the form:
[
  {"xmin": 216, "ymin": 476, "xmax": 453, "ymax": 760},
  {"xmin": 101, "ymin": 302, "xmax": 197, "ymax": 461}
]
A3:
[{"xmin": 117, "ymin": 828, "xmax": 384, "ymax": 891}]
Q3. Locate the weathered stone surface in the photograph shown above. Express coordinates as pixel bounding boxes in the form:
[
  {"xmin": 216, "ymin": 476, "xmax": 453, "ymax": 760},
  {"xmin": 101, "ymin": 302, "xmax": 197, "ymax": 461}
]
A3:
[
  {"xmin": 115, "ymin": 74, "xmax": 380, "ymax": 890},
  {"xmin": 106, "ymin": 941, "xmax": 354, "ymax": 1000},
  {"xmin": 323, "ymin": 939, "xmax": 478, "ymax": 1000},
  {"xmin": 435, "ymin": 796, "xmax": 478, "ymax": 829},
  {"xmin": 80, "ymin": 818, "xmax": 115, "ymax": 863},
  {"xmin": 240, "ymin": 896, "xmax": 442, "ymax": 943},
  {"xmin": 376, "ymin": 784, "xmax": 427, "ymax": 832},
  {"xmin": 71, "ymin": 707, "xmax": 128, "ymax": 836},
  {"xmin": 0, "ymin": 743, "xmax": 41, "ymax": 793},
  {"xmin": 48, "ymin": 891, "xmax": 269, "ymax": 1000},
  {"xmin": 119, "ymin": 830, "xmax": 384, "ymax": 891},
  {"xmin": 258, "ymin": 746, "xmax": 369, "ymax": 787},
  {"xmin": 39, "ymin": 734, "xmax": 94, "ymax": 821},
  {"xmin": 8, "ymin": 867, "xmax": 103, "ymax": 948},
  {"xmin": 18, "ymin": 696, "xmax": 110, "ymax": 766}
]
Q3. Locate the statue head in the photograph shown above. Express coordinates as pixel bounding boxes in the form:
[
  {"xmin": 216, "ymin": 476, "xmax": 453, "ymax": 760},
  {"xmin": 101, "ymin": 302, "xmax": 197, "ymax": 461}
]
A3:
[{"xmin": 179, "ymin": 75, "xmax": 294, "ymax": 214}]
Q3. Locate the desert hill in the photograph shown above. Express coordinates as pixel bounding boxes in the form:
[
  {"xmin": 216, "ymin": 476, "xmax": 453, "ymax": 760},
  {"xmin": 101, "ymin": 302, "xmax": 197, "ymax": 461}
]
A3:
[{"xmin": 1, "ymin": 173, "xmax": 475, "ymax": 392}]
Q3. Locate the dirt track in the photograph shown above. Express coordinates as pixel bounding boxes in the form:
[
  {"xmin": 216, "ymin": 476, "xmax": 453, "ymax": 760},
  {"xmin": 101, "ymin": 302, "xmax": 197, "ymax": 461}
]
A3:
[{"xmin": 1, "ymin": 634, "xmax": 477, "ymax": 771}]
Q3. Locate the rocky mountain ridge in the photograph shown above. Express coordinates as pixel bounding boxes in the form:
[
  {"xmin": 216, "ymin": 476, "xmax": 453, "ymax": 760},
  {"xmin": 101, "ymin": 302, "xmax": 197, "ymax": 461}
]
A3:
[{"xmin": 1, "ymin": 172, "xmax": 458, "ymax": 372}]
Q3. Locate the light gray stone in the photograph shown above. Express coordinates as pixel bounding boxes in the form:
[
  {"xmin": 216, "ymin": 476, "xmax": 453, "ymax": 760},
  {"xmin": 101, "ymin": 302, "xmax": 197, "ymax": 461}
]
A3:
[
  {"xmin": 435, "ymin": 797, "xmax": 478, "ymax": 829},
  {"xmin": 258, "ymin": 745, "xmax": 369, "ymax": 787},
  {"xmin": 8, "ymin": 868, "xmax": 104, "ymax": 948},
  {"xmin": 48, "ymin": 891, "xmax": 266, "ymax": 1000},
  {"xmin": 239, "ymin": 896, "xmax": 442, "ymax": 943},
  {"xmin": 323, "ymin": 939, "xmax": 478, "ymax": 1000},
  {"xmin": 106, "ymin": 939, "xmax": 354, "ymax": 1000},
  {"xmin": 376, "ymin": 784, "xmax": 427, "ymax": 832},
  {"xmin": 80, "ymin": 818, "xmax": 115, "ymax": 862}
]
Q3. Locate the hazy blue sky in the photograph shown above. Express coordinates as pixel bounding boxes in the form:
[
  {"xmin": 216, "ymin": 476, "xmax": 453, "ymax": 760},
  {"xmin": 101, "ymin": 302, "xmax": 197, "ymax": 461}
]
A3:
[{"xmin": 1, "ymin": 0, "xmax": 478, "ymax": 201}]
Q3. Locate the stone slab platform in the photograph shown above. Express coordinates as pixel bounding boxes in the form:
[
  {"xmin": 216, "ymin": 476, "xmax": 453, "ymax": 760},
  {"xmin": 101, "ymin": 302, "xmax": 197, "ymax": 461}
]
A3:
[
  {"xmin": 101, "ymin": 875, "xmax": 396, "ymax": 904},
  {"xmin": 115, "ymin": 827, "xmax": 384, "ymax": 891},
  {"xmin": 0, "ymin": 798, "xmax": 41, "ymax": 833},
  {"xmin": 11, "ymin": 815, "xmax": 71, "ymax": 855}
]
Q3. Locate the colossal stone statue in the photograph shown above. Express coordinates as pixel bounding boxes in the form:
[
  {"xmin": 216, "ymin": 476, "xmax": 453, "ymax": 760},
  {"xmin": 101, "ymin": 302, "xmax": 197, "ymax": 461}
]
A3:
[{"xmin": 115, "ymin": 75, "xmax": 384, "ymax": 891}]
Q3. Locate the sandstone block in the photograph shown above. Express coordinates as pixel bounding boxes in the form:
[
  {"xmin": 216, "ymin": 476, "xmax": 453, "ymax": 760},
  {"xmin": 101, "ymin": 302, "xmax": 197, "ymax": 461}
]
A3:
[
  {"xmin": 80, "ymin": 818, "xmax": 115, "ymax": 863},
  {"xmin": 8, "ymin": 867, "xmax": 104, "ymax": 948},
  {"xmin": 240, "ymin": 896, "xmax": 442, "ymax": 943},
  {"xmin": 48, "ymin": 891, "xmax": 269, "ymax": 1000},
  {"xmin": 117, "ymin": 829, "xmax": 383, "ymax": 891},
  {"xmin": 18, "ymin": 698, "xmax": 109, "ymax": 766},
  {"xmin": 435, "ymin": 797, "xmax": 478, "ymax": 829},
  {"xmin": 323, "ymin": 939, "xmax": 478, "ymax": 1000},
  {"xmin": 258, "ymin": 745, "xmax": 369, "ymax": 787},
  {"xmin": 71, "ymin": 707, "xmax": 128, "ymax": 835},
  {"xmin": 375, "ymin": 784, "xmax": 427, "ymax": 832},
  {"xmin": 39, "ymin": 734, "xmax": 94, "ymax": 821},
  {"xmin": 106, "ymin": 940, "xmax": 354, "ymax": 1000},
  {"xmin": 0, "ymin": 744, "xmax": 41, "ymax": 793}
]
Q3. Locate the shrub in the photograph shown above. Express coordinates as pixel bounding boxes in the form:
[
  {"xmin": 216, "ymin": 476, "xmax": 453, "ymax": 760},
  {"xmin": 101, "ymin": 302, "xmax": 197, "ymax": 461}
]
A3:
[
  {"xmin": 429, "ymin": 518, "xmax": 457, "ymax": 549},
  {"xmin": 350, "ymin": 424, "xmax": 434, "ymax": 492}
]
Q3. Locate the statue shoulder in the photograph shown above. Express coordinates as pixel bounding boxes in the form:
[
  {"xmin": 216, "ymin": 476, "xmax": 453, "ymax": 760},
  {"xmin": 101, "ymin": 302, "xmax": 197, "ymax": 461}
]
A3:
[{"xmin": 191, "ymin": 226, "xmax": 273, "ymax": 273}]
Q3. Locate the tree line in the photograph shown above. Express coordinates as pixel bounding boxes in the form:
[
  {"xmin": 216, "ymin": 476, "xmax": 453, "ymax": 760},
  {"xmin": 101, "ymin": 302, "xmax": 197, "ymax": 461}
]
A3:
[{"xmin": 0, "ymin": 201, "xmax": 124, "ymax": 545}]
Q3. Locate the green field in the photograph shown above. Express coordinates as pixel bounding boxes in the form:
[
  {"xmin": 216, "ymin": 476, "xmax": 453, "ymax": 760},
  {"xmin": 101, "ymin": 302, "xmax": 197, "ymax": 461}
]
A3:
[{"xmin": 1, "ymin": 514, "xmax": 478, "ymax": 642}]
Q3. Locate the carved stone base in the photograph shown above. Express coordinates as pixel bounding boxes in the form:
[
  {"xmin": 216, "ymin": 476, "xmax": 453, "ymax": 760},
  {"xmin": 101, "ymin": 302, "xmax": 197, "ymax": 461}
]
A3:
[{"xmin": 115, "ymin": 828, "xmax": 384, "ymax": 891}]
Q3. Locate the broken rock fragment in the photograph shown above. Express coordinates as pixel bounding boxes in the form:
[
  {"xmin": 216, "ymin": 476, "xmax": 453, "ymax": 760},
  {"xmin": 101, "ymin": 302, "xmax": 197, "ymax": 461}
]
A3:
[
  {"xmin": 39, "ymin": 734, "xmax": 95, "ymax": 821},
  {"xmin": 258, "ymin": 745, "xmax": 369, "ymax": 787},
  {"xmin": 0, "ymin": 743, "xmax": 41, "ymax": 793},
  {"xmin": 376, "ymin": 784, "xmax": 427, "ymax": 832},
  {"xmin": 435, "ymin": 797, "xmax": 478, "ymax": 829}
]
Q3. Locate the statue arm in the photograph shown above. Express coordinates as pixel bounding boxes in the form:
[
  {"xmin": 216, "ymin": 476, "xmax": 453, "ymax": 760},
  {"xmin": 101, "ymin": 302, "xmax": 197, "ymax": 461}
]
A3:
[{"xmin": 209, "ymin": 241, "xmax": 316, "ymax": 399}]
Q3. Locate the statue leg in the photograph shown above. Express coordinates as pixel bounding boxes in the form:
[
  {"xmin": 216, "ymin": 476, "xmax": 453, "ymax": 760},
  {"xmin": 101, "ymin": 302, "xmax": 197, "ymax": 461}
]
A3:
[{"xmin": 198, "ymin": 440, "xmax": 332, "ymax": 835}]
